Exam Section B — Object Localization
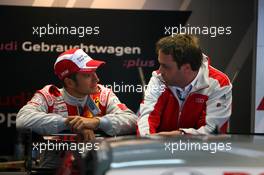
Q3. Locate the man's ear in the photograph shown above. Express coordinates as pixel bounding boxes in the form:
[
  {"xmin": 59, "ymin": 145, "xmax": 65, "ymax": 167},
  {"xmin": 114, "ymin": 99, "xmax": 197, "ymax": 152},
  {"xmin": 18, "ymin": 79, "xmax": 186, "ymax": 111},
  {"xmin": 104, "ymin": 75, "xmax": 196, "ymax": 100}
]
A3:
[
  {"xmin": 64, "ymin": 77, "xmax": 75, "ymax": 88},
  {"xmin": 181, "ymin": 64, "xmax": 192, "ymax": 73}
]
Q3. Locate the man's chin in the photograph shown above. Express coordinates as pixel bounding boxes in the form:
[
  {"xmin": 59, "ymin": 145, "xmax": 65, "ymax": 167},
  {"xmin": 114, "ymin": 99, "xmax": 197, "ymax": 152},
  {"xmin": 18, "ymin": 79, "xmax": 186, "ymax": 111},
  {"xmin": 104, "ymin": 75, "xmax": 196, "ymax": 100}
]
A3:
[{"xmin": 88, "ymin": 86, "xmax": 99, "ymax": 94}]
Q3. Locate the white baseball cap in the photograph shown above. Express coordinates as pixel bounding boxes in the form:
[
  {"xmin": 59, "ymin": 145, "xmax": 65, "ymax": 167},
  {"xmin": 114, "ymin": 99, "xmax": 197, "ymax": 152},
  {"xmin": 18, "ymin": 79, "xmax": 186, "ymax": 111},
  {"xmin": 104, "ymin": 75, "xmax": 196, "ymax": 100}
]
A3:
[{"xmin": 54, "ymin": 48, "xmax": 105, "ymax": 80}]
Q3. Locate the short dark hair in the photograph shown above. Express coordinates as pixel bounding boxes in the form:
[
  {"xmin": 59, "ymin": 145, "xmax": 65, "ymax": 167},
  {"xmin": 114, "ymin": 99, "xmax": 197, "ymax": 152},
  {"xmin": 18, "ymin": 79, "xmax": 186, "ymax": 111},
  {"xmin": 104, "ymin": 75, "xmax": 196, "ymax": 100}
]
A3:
[
  {"xmin": 156, "ymin": 34, "xmax": 202, "ymax": 71},
  {"xmin": 62, "ymin": 73, "xmax": 78, "ymax": 87}
]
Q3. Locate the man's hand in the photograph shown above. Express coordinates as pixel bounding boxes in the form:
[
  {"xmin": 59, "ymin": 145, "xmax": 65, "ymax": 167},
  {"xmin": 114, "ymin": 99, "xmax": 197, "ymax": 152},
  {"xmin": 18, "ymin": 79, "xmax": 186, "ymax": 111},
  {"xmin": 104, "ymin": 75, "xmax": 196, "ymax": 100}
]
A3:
[
  {"xmin": 65, "ymin": 116, "xmax": 100, "ymax": 133},
  {"xmin": 81, "ymin": 129, "xmax": 95, "ymax": 141},
  {"xmin": 154, "ymin": 130, "xmax": 184, "ymax": 137}
]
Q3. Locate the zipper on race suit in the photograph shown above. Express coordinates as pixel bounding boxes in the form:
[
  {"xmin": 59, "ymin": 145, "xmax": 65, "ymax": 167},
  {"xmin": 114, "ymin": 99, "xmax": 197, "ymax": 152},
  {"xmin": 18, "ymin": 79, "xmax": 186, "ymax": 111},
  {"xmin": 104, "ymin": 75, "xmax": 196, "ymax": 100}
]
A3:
[
  {"xmin": 176, "ymin": 85, "xmax": 209, "ymax": 129},
  {"xmin": 176, "ymin": 93, "xmax": 192, "ymax": 128}
]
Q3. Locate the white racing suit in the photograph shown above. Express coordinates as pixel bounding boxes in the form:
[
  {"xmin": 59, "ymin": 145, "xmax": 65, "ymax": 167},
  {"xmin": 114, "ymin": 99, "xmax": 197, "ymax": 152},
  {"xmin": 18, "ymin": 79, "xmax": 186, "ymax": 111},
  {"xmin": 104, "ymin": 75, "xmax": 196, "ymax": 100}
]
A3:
[
  {"xmin": 16, "ymin": 84, "xmax": 137, "ymax": 168},
  {"xmin": 16, "ymin": 84, "xmax": 137, "ymax": 136}
]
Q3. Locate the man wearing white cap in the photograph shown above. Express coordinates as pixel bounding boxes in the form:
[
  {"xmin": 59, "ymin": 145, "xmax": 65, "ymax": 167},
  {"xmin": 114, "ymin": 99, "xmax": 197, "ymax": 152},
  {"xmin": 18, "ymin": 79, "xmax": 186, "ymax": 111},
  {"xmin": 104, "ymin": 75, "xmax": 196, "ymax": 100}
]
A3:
[{"xmin": 16, "ymin": 48, "xmax": 137, "ymax": 139}]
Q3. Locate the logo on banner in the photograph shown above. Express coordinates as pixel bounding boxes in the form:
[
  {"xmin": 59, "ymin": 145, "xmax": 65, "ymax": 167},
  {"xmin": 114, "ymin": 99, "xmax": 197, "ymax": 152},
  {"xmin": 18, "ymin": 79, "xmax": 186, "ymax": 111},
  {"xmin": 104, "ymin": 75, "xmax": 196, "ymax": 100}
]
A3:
[{"xmin": 257, "ymin": 97, "xmax": 264, "ymax": 111}]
